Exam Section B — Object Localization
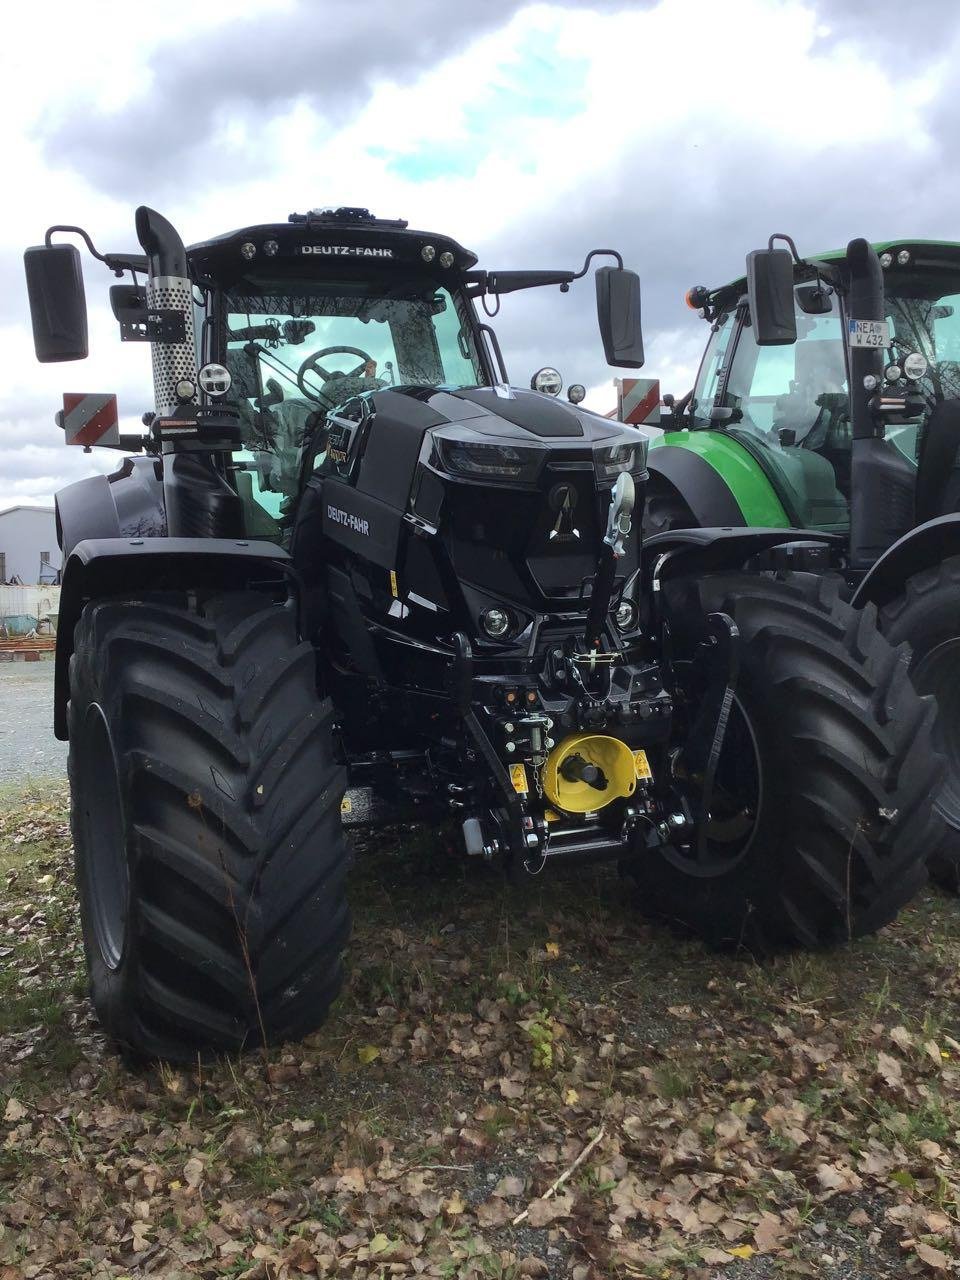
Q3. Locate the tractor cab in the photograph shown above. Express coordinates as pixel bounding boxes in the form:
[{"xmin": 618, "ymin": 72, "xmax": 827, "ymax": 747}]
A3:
[
  {"xmin": 188, "ymin": 213, "xmax": 492, "ymax": 535},
  {"xmin": 666, "ymin": 241, "xmax": 960, "ymax": 538}
]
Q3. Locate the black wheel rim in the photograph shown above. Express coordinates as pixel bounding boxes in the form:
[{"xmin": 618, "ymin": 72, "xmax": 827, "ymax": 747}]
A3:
[
  {"xmin": 913, "ymin": 637, "xmax": 960, "ymax": 831},
  {"xmin": 665, "ymin": 694, "xmax": 763, "ymax": 877},
  {"xmin": 77, "ymin": 704, "xmax": 129, "ymax": 970}
]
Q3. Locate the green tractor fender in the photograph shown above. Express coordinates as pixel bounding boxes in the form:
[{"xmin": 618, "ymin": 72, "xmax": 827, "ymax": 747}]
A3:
[
  {"xmin": 54, "ymin": 537, "xmax": 293, "ymax": 740},
  {"xmin": 647, "ymin": 431, "xmax": 791, "ymax": 528},
  {"xmin": 851, "ymin": 513, "xmax": 960, "ymax": 610}
]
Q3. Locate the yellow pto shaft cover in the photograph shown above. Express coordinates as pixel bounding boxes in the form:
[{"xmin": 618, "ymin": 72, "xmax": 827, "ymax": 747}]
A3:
[{"xmin": 541, "ymin": 732, "xmax": 638, "ymax": 814}]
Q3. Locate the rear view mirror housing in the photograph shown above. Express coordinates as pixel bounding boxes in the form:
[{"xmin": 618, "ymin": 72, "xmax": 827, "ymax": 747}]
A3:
[
  {"xmin": 24, "ymin": 244, "xmax": 88, "ymax": 362},
  {"xmin": 746, "ymin": 248, "xmax": 796, "ymax": 346},
  {"xmin": 596, "ymin": 267, "xmax": 644, "ymax": 368}
]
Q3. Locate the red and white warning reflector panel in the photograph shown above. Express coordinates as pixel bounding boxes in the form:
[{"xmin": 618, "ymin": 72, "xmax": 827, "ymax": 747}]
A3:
[
  {"xmin": 617, "ymin": 377, "xmax": 661, "ymax": 427},
  {"xmin": 60, "ymin": 393, "xmax": 120, "ymax": 447}
]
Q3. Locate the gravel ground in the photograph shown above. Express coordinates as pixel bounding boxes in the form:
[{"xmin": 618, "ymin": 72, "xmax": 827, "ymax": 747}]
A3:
[{"xmin": 0, "ymin": 661, "xmax": 67, "ymax": 785}]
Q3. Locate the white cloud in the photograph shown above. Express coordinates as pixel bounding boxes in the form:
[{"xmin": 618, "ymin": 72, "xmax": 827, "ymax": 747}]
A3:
[{"xmin": 1, "ymin": 0, "xmax": 957, "ymax": 508}]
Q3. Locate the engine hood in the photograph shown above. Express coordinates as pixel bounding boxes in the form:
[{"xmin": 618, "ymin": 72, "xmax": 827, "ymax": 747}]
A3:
[{"xmin": 366, "ymin": 384, "xmax": 632, "ymax": 446}]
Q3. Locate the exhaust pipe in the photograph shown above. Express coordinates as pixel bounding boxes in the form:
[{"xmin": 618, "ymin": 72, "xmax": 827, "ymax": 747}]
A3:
[
  {"xmin": 845, "ymin": 237, "xmax": 915, "ymax": 566},
  {"xmin": 135, "ymin": 206, "xmax": 196, "ymax": 416},
  {"xmin": 846, "ymin": 238, "xmax": 884, "ymax": 443}
]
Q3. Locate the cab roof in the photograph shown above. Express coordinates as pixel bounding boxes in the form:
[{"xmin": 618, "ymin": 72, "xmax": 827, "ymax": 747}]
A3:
[
  {"xmin": 706, "ymin": 239, "xmax": 960, "ymax": 313},
  {"xmin": 188, "ymin": 207, "xmax": 478, "ymax": 285}
]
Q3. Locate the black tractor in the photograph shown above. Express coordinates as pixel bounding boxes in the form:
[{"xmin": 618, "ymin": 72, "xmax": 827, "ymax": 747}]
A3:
[{"xmin": 24, "ymin": 207, "xmax": 942, "ymax": 1061}]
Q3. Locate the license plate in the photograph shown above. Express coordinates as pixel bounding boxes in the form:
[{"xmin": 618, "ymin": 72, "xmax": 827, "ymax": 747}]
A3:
[
  {"xmin": 848, "ymin": 319, "xmax": 890, "ymax": 348},
  {"xmin": 510, "ymin": 763, "xmax": 529, "ymax": 794},
  {"xmin": 633, "ymin": 750, "xmax": 653, "ymax": 781}
]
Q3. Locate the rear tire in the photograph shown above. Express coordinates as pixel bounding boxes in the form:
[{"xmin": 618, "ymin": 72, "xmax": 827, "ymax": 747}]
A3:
[
  {"xmin": 68, "ymin": 590, "xmax": 349, "ymax": 1061},
  {"xmin": 878, "ymin": 557, "xmax": 960, "ymax": 890},
  {"xmin": 629, "ymin": 571, "xmax": 939, "ymax": 948}
]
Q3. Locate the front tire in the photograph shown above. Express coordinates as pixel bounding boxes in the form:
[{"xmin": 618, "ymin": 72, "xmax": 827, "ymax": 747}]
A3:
[
  {"xmin": 68, "ymin": 590, "xmax": 349, "ymax": 1061},
  {"xmin": 879, "ymin": 557, "xmax": 960, "ymax": 889},
  {"xmin": 630, "ymin": 571, "xmax": 940, "ymax": 948}
]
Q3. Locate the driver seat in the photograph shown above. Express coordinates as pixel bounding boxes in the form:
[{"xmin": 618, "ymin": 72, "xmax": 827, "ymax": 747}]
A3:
[{"xmin": 916, "ymin": 399, "xmax": 960, "ymax": 521}]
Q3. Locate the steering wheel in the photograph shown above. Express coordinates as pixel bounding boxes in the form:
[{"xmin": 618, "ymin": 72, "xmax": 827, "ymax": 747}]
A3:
[{"xmin": 297, "ymin": 345, "xmax": 375, "ymax": 403}]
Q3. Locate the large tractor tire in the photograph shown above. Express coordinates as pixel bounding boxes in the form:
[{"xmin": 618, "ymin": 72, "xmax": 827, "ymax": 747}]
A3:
[
  {"xmin": 67, "ymin": 590, "xmax": 349, "ymax": 1061},
  {"xmin": 629, "ymin": 571, "xmax": 940, "ymax": 949},
  {"xmin": 878, "ymin": 556, "xmax": 960, "ymax": 890}
]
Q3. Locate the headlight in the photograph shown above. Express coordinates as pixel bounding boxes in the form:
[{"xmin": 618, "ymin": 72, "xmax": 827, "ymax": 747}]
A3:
[
  {"xmin": 481, "ymin": 607, "xmax": 511, "ymax": 638},
  {"xmin": 434, "ymin": 436, "xmax": 544, "ymax": 485},
  {"xmin": 593, "ymin": 438, "xmax": 648, "ymax": 483},
  {"xmin": 614, "ymin": 600, "xmax": 638, "ymax": 632}
]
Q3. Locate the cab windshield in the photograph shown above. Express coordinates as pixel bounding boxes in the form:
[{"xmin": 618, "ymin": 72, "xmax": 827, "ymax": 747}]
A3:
[
  {"xmin": 692, "ymin": 272, "xmax": 960, "ymax": 533},
  {"xmin": 221, "ymin": 273, "xmax": 486, "ymax": 534},
  {"xmin": 884, "ymin": 272, "xmax": 960, "ymax": 464}
]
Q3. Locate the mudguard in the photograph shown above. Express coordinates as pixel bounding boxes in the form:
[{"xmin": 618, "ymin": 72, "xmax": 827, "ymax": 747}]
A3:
[
  {"xmin": 851, "ymin": 514, "xmax": 960, "ymax": 610},
  {"xmin": 54, "ymin": 537, "xmax": 292, "ymax": 739},
  {"xmin": 55, "ymin": 455, "xmax": 166, "ymax": 557},
  {"xmin": 647, "ymin": 444, "xmax": 746, "ymax": 527},
  {"xmin": 643, "ymin": 526, "xmax": 839, "ymax": 585}
]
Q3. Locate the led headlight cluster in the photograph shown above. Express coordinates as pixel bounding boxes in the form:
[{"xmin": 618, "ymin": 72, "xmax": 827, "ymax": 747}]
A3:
[
  {"xmin": 593, "ymin": 438, "xmax": 648, "ymax": 482},
  {"xmin": 433, "ymin": 434, "xmax": 545, "ymax": 485}
]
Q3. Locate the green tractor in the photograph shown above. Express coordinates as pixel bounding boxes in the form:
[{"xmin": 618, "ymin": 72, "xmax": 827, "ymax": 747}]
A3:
[{"xmin": 647, "ymin": 237, "xmax": 960, "ymax": 882}]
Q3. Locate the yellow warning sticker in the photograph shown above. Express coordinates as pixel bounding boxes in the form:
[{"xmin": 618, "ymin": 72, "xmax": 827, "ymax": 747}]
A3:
[
  {"xmin": 389, "ymin": 569, "xmax": 399, "ymax": 599},
  {"xmin": 510, "ymin": 763, "xmax": 529, "ymax": 794},
  {"xmin": 340, "ymin": 794, "xmax": 353, "ymax": 816},
  {"xmin": 633, "ymin": 750, "xmax": 653, "ymax": 781},
  {"xmin": 544, "ymin": 808, "xmax": 562, "ymax": 823}
]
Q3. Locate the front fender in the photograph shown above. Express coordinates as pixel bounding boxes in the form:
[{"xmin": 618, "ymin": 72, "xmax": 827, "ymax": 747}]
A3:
[
  {"xmin": 851, "ymin": 514, "xmax": 960, "ymax": 610},
  {"xmin": 648, "ymin": 432, "xmax": 791, "ymax": 527},
  {"xmin": 54, "ymin": 537, "xmax": 292, "ymax": 739},
  {"xmin": 643, "ymin": 526, "xmax": 839, "ymax": 586},
  {"xmin": 55, "ymin": 455, "xmax": 166, "ymax": 557}
]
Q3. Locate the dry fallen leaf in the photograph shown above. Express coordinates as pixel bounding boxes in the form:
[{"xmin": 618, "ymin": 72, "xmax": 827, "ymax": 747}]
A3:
[
  {"xmin": 729, "ymin": 1244, "xmax": 755, "ymax": 1259},
  {"xmin": 922, "ymin": 1040, "xmax": 944, "ymax": 1069},
  {"xmin": 890, "ymin": 1025, "xmax": 913, "ymax": 1053},
  {"xmin": 877, "ymin": 1051, "xmax": 904, "ymax": 1089},
  {"xmin": 493, "ymin": 1175, "xmax": 525, "ymax": 1198},
  {"xmin": 700, "ymin": 1247, "xmax": 735, "ymax": 1265},
  {"xmin": 914, "ymin": 1241, "xmax": 951, "ymax": 1271},
  {"xmin": 444, "ymin": 1191, "xmax": 466, "ymax": 1216},
  {"xmin": 3, "ymin": 1098, "xmax": 27, "ymax": 1123},
  {"xmin": 754, "ymin": 1211, "xmax": 788, "ymax": 1253},
  {"xmin": 527, "ymin": 1192, "xmax": 573, "ymax": 1227}
]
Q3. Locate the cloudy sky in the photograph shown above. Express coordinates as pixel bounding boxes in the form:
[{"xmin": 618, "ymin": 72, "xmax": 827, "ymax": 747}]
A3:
[{"xmin": 1, "ymin": 0, "xmax": 957, "ymax": 511}]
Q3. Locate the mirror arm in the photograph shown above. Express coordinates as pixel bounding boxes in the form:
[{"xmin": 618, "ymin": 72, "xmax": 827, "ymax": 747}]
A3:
[
  {"xmin": 466, "ymin": 250, "xmax": 627, "ymax": 299},
  {"xmin": 44, "ymin": 225, "xmax": 147, "ymax": 279},
  {"xmin": 571, "ymin": 247, "xmax": 624, "ymax": 279},
  {"xmin": 767, "ymin": 232, "xmax": 804, "ymax": 264}
]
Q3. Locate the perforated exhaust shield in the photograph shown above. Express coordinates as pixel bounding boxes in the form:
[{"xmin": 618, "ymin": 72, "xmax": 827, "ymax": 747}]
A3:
[{"xmin": 146, "ymin": 274, "xmax": 196, "ymax": 415}]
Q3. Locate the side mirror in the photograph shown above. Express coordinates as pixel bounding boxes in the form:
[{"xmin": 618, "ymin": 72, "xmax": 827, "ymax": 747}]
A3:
[
  {"xmin": 745, "ymin": 248, "xmax": 796, "ymax": 346},
  {"xmin": 596, "ymin": 267, "xmax": 644, "ymax": 368},
  {"xmin": 23, "ymin": 244, "xmax": 88, "ymax": 362}
]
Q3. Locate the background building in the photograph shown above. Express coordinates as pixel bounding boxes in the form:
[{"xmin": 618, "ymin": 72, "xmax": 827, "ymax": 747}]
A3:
[{"xmin": 0, "ymin": 506, "xmax": 60, "ymax": 585}]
